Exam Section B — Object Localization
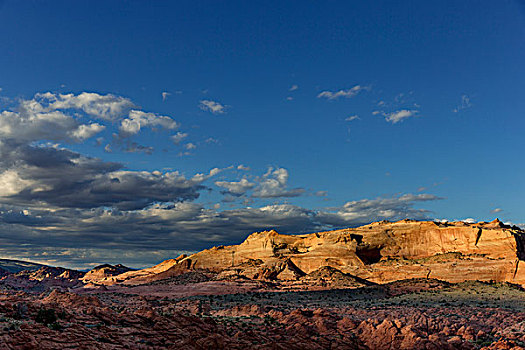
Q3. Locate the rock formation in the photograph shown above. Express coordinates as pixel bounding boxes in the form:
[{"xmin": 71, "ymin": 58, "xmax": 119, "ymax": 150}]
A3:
[
  {"xmin": 81, "ymin": 263, "xmax": 133, "ymax": 283},
  {"xmin": 159, "ymin": 219, "xmax": 524, "ymax": 287}
]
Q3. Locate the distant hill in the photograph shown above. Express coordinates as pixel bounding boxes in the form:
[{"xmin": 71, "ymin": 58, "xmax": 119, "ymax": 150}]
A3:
[{"xmin": 0, "ymin": 258, "xmax": 48, "ymax": 273}]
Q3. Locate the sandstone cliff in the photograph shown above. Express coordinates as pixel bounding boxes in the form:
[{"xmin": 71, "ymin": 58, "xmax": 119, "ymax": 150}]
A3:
[
  {"xmin": 177, "ymin": 219, "xmax": 525, "ymax": 286},
  {"xmin": 93, "ymin": 219, "xmax": 525, "ymax": 287}
]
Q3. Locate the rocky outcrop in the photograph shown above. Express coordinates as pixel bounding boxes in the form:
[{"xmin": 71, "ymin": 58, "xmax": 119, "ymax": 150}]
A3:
[
  {"xmin": 81, "ymin": 264, "xmax": 133, "ymax": 283},
  {"xmin": 15, "ymin": 266, "xmax": 85, "ymax": 281},
  {"xmin": 169, "ymin": 219, "xmax": 525, "ymax": 286},
  {"xmin": 83, "ymin": 254, "xmax": 189, "ymax": 285}
]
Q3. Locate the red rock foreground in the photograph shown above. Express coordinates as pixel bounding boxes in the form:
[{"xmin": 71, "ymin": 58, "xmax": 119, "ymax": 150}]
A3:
[{"xmin": 0, "ymin": 279, "xmax": 524, "ymax": 349}]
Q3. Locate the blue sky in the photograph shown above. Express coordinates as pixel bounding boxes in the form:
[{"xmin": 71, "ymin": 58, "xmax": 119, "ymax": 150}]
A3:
[{"xmin": 0, "ymin": 1, "xmax": 524, "ymax": 268}]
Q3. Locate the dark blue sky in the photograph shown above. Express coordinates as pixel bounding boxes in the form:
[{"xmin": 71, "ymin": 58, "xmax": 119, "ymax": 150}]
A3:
[{"xmin": 0, "ymin": 1, "xmax": 524, "ymax": 267}]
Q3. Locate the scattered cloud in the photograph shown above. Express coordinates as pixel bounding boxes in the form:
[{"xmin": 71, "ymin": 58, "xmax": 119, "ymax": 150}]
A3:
[
  {"xmin": 252, "ymin": 167, "xmax": 305, "ymax": 198},
  {"xmin": 317, "ymin": 85, "xmax": 369, "ymax": 100},
  {"xmin": 161, "ymin": 92, "xmax": 171, "ymax": 101},
  {"xmin": 123, "ymin": 141, "xmax": 154, "ymax": 155},
  {"xmin": 119, "ymin": 110, "xmax": 179, "ymax": 136},
  {"xmin": 237, "ymin": 165, "xmax": 250, "ymax": 171},
  {"xmin": 0, "ymin": 105, "xmax": 104, "ymax": 143},
  {"xmin": 345, "ymin": 115, "xmax": 360, "ymax": 122},
  {"xmin": 215, "ymin": 178, "xmax": 255, "ymax": 196},
  {"xmin": 490, "ymin": 208, "xmax": 503, "ymax": 214},
  {"xmin": 184, "ymin": 142, "xmax": 196, "ymax": 150},
  {"xmin": 200, "ymin": 100, "xmax": 226, "ymax": 114},
  {"xmin": 43, "ymin": 92, "xmax": 135, "ymax": 121},
  {"xmin": 384, "ymin": 109, "xmax": 419, "ymax": 124},
  {"xmin": 453, "ymin": 94, "xmax": 472, "ymax": 113},
  {"xmin": 289, "ymin": 85, "xmax": 299, "ymax": 91},
  {"xmin": 316, "ymin": 193, "xmax": 442, "ymax": 227},
  {"xmin": 171, "ymin": 132, "xmax": 188, "ymax": 145},
  {"xmin": 205, "ymin": 137, "xmax": 219, "ymax": 144}
]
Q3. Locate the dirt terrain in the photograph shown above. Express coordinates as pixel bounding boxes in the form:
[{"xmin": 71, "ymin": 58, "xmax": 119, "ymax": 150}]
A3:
[{"xmin": 0, "ymin": 277, "xmax": 524, "ymax": 349}]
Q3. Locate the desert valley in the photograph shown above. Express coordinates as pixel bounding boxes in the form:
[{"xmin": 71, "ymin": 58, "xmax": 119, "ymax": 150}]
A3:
[{"xmin": 0, "ymin": 219, "xmax": 524, "ymax": 349}]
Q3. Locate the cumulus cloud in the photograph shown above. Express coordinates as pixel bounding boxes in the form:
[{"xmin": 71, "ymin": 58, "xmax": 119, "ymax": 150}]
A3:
[
  {"xmin": 252, "ymin": 167, "xmax": 305, "ymax": 198},
  {"xmin": 200, "ymin": 100, "xmax": 226, "ymax": 114},
  {"xmin": 0, "ymin": 92, "xmax": 181, "ymax": 145},
  {"xmin": 43, "ymin": 92, "xmax": 135, "ymax": 121},
  {"xmin": 384, "ymin": 109, "xmax": 419, "ymax": 124},
  {"xmin": 119, "ymin": 110, "xmax": 179, "ymax": 136},
  {"xmin": 215, "ymin": 178, "xmax": 255, "ymax": 196},
  {"xmin": 0, "ymin": 108, "xmax": 103, "ymax": 143},
  {"xmin": 70, "ymin": 123, "xmax": 106, "ymax": 140},
  {"xmin": 317, "ymin": 85, "xmax": 369, "ymax": 100},
  {"xmin": 0, "ymin": 140, "xmax": 228, "ymax": 210}
]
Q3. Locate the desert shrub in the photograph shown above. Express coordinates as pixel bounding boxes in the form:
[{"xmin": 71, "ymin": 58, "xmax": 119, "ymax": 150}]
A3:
[
  {"xmin": 35, "ymin": 308, "xmax": 57, "ymax": 325},
  {"xmin": 49, "ymin": 322, "xmax": 62, "ymax": 331},
  {"xmin": 13, "ymin": 303, "xmax": 28, "ymax": 320}
]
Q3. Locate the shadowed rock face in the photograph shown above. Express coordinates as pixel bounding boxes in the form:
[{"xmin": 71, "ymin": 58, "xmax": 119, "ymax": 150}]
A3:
[{"xmin": 170, "ymin": 219, "xmax": 525, "ymax": 286}]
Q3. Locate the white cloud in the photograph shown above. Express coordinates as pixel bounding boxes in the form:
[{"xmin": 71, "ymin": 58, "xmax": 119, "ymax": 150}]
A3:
[
  {"xmin": 171, "ymin": 132, "xmax": 188, "ymax": 145},
  {"xmin": 200, "ymin": 100, "xmax": 226, "ymax": 114},
  {"xmin": 190, "ymin": 167, "xmax": 226, "ymax": 182},
  {"xmin": 252, "ymin": 167, "xmax": 305, "ymax": 198},
  {"xmin": 43, "ymin": 92, "xmax": 135, "ymax": 121},
  {"xmin": 289, "ymin": 84, "xmax": 299, "ymax": 91},
  {"xmin": 184, "ymin": 142, "xmax": 196, "ymax": 150},
  {"xmin": 316, "ymin": 193, "xmax": 442, "ymax": 226},
  {"xmin": 0, "ymin": 92, "xmax": 181, "ymax": 145},
  {"xmin": 317, "ymin": 85, "xmax": 369, "ymax": 100},
  {"xmin": 119, "ymin": 110, "xmax": 179, "ymax": 135},
  {"xmin": 237, "ymin": 165, "xmax": 250, "ymax": 171},
  {"xmin": 384, "ymin": 109, "xmax": 419, "ymax": 124},
  {"xmin": 490, "ymin": 208, "xmax": 503, "ymax": 214},
  {"xmin": 161, "ymin": 92, "xmax": 171, "ymax": 101},
  {"xmin": 345, "ymin": 115, "xmax": 360, "ymax": 122},
  {"xmin": 215, "ymin": 178, "xmax": 255, "ymax": 196},
  {"xmin": 0, "ymin": 108, "xmax": 103, "ymax": 143},
  {"xmin": 70, "ymin": 123, "xmax": 106, "ymax": 141}
]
